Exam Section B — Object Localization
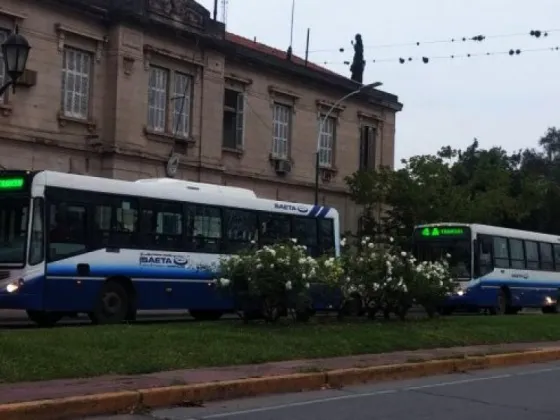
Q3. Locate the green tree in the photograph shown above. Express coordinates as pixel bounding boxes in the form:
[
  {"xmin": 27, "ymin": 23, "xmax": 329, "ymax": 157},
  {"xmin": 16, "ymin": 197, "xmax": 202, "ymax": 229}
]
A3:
[{"xmin": 346, "ymin": 139, "xmax": 546, "ymax": 239}]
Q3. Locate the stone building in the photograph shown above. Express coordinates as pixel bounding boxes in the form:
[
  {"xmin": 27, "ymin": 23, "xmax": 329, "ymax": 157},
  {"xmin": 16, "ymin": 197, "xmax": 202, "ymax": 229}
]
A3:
[{"xmin": 0, "ymin": 0, "xmax": 402, "ymax": 233}]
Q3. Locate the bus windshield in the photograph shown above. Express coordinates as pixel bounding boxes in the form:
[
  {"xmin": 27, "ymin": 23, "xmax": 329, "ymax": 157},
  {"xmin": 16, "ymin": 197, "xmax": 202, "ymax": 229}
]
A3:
[
  {"xmin": 413, "ymin": 225, "xmax": 472, "ymax": 278},
  {"xmin": 0, "ymin": 197, "xmax": 29, "ymax": 265}
]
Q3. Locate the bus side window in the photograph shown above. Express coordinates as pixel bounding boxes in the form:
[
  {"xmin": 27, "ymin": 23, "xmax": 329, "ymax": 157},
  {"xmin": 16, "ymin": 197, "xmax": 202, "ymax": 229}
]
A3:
[
  {"xmin": 141, "ymin": 200, "xmax": 183, "ymax": 251},
  {"xmin": 477, "ymin": 235, "xmax": 494, "ymax": 276},
  {"xmin": 508, "ymin": 238, "xmax": 525, "ymax": 269},
  {"xmin": 524, "ymin": 241, "xmax": 539, "ymax": 270},
  {"xmin": 292, "ymin": 217, "xmax": 318, "ymax": 256},
  {"xmin": 223, "ymin": 208, "xmax": 258, "ymax": 253},
  {"xmin": 492, "ymin": 237, "xmax": 510, "ymax": 268},
  {"xmin": 189, "ymin": 205, "xmax": 221, "ymax": 253},
  {"xmin": 48, "ymin": 202, "xmax": 87, "ymax": 261},
  {"xmin": 538, "ymin": 242, "xmax": 553, "ymax": 271},
  {"xmin": 553, "ymin": 244, "xmax": 560, "ymax": 271},
  {"xmin": 258, "ymin": 212, "xmax": 291, "ymax": 246}
]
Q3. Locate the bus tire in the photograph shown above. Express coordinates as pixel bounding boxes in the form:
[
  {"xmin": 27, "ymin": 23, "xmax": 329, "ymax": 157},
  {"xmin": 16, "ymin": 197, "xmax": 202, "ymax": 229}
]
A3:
[
  {"xmin": 89, "ymin": 280, "xmax": 130, "ymax": 324},
  {"xmin": 26, "ymin": 310, "xmax": 63, "ymax": 327},
  {"xmin": 189, "ymin": 310, "xmax": 224, "ymax": 321}
]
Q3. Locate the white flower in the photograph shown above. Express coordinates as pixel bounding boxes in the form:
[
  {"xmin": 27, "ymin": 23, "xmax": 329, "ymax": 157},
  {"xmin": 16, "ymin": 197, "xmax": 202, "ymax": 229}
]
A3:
[
  {"xmin": 270, "ymin": 264, "xmax": 275, "ymax": 268},
  {"xmin": 285, "ymin": 280, "xmax": 292, "ymax": 290},
  {"xmin": 401, "ymin": 251, "xmax": 407, "ymax": 257},
  {"xmin": 298, "ymin": 258, "xmax": 306, "ymax": 264},
  {"xmin": 346, "ymin": 276, "xmax": 351, "ymax": 283},
  {"xmin": 291, "ymin": 238, "xmax": 298, "ymax": 243},
  {"xmin": 302, "ymin": 273, "xmax": 307, "ymax": 279},
  {"xmin": 219, "ymin": 277, "xmax": 230, "ymax": 286},
  {"xmin": 389, "ymin": 237, "xmax": 394, "ymax": 243},
  {"xmin": 361, "ymin": 240, "xmax": 366, "ymax": 245},
  {"xmin": 256, "ymin": 263, "xmax": 263, "ymax": 269},
  {"xmin": 250, "ymin": 240, "xmax": 256, "ymax": 244},
  {"xmin": 445, "ymin": 253, "xmax": 451, "ymax": 258},
  {"xmin": 368, "ymin": 242, "xmax": 374, "ymax": 249},
  {"xmin": 305, "ymin": 282, "xmax": 310, "ymax": 289},
  {"xmin": 340, "ymin": 238, "xmax": 347, "ymax": 247}
]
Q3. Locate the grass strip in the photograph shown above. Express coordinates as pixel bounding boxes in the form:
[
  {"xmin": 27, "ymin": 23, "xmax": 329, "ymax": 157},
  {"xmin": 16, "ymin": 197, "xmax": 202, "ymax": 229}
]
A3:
[{"xmin": 1, "ymin": 316, "xmax": 560, "ymax": 382}]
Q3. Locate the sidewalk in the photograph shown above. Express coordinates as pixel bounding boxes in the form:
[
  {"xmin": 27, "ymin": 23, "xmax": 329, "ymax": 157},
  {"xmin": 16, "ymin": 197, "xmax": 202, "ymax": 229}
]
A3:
[{"xmin": 1, "ymin": 341, "xmax": 559, "ymax": 405}]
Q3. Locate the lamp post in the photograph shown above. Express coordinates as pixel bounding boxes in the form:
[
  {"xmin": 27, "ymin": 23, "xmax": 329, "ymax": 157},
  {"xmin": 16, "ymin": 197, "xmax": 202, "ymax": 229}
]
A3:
[
  {"xmin": 0, "ymin": 26, "xmax": 30, "ymax": 97},
  {"xmin": 314, "ymin": 81, "xmax": 382, "ymax": 205}
]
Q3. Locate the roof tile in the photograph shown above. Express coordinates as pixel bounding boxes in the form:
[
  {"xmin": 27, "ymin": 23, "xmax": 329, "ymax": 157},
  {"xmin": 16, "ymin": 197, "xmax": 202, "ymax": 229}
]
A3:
[{"xmin": 225, "ymin": 32, "xmax": 341, "ymax": 77}]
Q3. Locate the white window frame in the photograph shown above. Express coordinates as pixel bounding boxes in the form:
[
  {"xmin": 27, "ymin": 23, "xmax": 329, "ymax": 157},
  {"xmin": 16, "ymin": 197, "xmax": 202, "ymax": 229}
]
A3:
[
  {"xmin": 147, "ymin": 66, "xmax": 168, "ymax": 132},
  {"xmin": 318, "ymin": 115, "xmax": 336, "ymax": 167},
  {"xmin": 172, "ymin": 72, "xmax": 192, "ymax": 137},
  {"xmin": 61, "ymin": 46, "xmax": 92, "ymax": 120},
  {"xmin": 272, "ymin": 103, "xmax": 291, "ymax": 159}
]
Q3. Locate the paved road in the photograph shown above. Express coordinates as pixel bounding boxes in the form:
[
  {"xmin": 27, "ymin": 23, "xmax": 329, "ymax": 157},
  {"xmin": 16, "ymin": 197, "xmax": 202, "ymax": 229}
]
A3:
[{"xmin": 86, "ymin": 361, "xmax": 560, "ymax": 419}]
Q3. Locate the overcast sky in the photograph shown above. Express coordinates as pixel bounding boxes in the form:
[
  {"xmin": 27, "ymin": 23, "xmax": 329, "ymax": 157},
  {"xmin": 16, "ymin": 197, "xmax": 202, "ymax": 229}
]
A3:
[{"xmin": 198, "ymin": 0, "xmax": 559, "ymax": 164}]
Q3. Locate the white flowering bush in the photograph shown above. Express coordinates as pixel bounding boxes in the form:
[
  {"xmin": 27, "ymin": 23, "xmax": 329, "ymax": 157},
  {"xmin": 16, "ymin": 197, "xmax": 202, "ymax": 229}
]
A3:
[
  {"xmin": 216, "ymin": 239, "xmax": 324, "ymax": 323},
  {"xmin": 407, "ymin": 257, "xmax": 455, "ymax": 317},
  {"xmin": 337, "ymin": 236, "xmax": 455, "ymax": 320}
]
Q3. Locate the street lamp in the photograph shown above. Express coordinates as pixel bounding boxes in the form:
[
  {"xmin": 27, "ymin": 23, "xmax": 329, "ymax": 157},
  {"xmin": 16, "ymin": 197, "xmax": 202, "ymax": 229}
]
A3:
[
  {"xmin": 314, "ymin": 81, "xmax": 382, "ymax": 205},
  {"xmin": 0, "ymin": 26, "xmax": 30, "ymax": 97}
]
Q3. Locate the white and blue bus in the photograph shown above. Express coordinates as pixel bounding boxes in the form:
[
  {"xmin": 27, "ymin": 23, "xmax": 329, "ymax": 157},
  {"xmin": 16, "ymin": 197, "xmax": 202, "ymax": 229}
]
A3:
[
  {"xmin": 412, "ymin": 223, "xmax": 560, "ymax": 315},
  {"xmin": 0, "ymin": 170, "xmax": 340, "ymax": 326}
]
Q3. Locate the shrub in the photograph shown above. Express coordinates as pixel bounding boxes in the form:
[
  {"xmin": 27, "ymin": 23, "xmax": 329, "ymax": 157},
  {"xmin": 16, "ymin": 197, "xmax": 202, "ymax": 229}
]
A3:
[
  {"xmin": 338, "ymin": 236, "xmax": 455, "ymax": 319},
  {"xmin": 216, "ymin": 239, "xmax": 322, "ymax": 322}
]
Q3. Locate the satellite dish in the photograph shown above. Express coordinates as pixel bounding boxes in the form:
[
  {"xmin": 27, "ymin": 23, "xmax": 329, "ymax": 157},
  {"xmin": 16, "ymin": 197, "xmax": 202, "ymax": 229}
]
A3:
[{"xmin": 166, "ymin": 153, "xmax": 180, "ymax": 178}]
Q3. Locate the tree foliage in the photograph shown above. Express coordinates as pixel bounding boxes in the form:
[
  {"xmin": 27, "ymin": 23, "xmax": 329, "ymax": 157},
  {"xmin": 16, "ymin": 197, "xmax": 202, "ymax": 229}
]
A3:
[{"xmin": 346, "ymin": 129, "xmax": 559, "ymax": 239}]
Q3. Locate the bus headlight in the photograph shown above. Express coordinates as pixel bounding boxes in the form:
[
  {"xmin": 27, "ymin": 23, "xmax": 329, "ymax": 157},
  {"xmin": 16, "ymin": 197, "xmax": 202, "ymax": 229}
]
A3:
[{"xmin": 6, "ymin": 279, "xmax": 23, "ymax": 293}]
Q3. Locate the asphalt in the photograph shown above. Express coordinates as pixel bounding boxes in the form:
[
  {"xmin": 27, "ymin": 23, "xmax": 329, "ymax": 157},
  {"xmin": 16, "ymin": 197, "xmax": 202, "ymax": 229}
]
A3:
[{"xmin": 85, "ymin": 360, "xmax": 560, "ymax": 419}]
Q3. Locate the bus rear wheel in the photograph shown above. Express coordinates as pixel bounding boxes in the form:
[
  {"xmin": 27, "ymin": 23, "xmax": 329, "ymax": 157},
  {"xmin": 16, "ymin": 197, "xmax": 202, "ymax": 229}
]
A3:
[
  {"xmin": 189, "ymin": 310, "xmax": 224, "ymax": 321},
  {"xmin": 89, "ymin": 281, "xmax": 130, "ymax": 324},
  {"xmin": 27, "ymin": 310, "xmax": 63, "ymax": 327}
]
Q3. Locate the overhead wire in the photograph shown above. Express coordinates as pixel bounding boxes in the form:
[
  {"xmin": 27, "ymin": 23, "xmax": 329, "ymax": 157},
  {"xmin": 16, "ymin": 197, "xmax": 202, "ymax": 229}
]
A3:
[{"xmin": 304, "ymin": 28, "xmax": 560, "ymax": 54}]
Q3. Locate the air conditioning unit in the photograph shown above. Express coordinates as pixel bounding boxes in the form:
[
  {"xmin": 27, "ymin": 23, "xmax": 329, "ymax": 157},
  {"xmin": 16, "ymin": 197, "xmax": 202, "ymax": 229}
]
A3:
[{"xmin": 274, "ymin": 159, "xmax": 292, "ymax": 174}]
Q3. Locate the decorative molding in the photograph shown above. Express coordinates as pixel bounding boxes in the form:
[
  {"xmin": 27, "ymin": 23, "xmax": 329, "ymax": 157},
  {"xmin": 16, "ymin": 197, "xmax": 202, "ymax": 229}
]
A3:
[
  {"xmin": 0, "ymin": 7, "xmax": 26, "ymax": 23},
  {"xmin": 0, "ymin": 103, "xmax": 12, "ymax": 117},
  {"xmin": 143, "ymin": 44, "xmax": 204, "ymax": 70},
  {"xmin": 57, "ymin": 111, "xmax": 97, "ymax": 133},
  {"xmin": 123, "ymin": 55, "xmax": 135, "ymax": 75},
  {"xmin": 225, "ymin": 73, "xmax": 252, "ymax": 85},
  {"xmin": 54, "ymin": 23, "xmax": 107, "ymax": 62},
  {"xmin": 147, "ymin": 0, "xmax": 205, "ymax": 29},
  {"xmin": 268, "ymin": 85, "xmax": 300, "ymax": 101},
  {"xmin": 357, "ymin": 110, "xmax": 384, "ymax": 122},
  {"xmin": 143, "ymin": 126, "xmax": 197, "ymax": 146},
  {"xmin": 316, "ymin": 99, "xmax": 345, "ymax": 113}
]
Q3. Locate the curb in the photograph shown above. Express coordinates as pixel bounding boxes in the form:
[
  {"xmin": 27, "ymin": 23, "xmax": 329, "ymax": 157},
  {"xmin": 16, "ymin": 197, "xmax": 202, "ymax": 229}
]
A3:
[{"xmin": 2, "ymin": 348, "xmax": 560, "ymax": 420}]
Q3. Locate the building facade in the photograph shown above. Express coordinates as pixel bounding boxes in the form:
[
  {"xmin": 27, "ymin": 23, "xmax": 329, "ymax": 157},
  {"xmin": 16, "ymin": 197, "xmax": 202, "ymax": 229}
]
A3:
[{"xmin": 0, "ymin": 0, "xmax": 402, "ymax": 233}]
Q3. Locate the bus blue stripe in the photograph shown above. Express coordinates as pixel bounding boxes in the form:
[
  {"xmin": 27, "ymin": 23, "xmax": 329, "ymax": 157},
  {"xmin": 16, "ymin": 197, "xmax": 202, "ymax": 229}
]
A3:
[
  {"xmin": 309, "ymin": 205, "xmax": 320, "ymax": 217},
  {"xmin": 318, "ymin": 207, "xmax": 330, "ymax": 218}
]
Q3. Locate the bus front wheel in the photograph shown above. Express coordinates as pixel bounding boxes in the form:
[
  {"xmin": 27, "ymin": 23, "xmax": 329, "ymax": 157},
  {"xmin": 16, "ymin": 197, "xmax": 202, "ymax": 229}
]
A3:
[
  {"xmin": 27, "ymin": 310, "xmax": 63, "ymax": 327},
  {"xmin": 89, "ymin": 281, "xmax": 130, "ymax": 324}
]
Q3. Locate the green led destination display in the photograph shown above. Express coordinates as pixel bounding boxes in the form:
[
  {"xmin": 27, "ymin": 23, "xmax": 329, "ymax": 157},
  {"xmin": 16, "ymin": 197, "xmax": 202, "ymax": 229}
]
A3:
[
  {"xmin": 420, "ymin": 226, "xmax": 465, "ymax": 237},
  {"xmin": 0, "ymin": 177, "xmax": 24, "ymax": 190}
]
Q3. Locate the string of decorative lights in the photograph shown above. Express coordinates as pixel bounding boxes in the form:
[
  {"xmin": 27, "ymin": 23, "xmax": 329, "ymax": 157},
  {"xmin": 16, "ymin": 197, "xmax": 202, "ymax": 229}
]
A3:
[
  {"xmin": 317, "ymin": 44, "xmax": 560, "ymax": 65},
  {"xmin": 303, "ymin": 28, "xmax": 559, "ymax": 54}
]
